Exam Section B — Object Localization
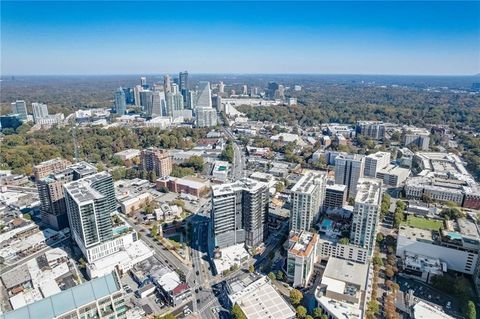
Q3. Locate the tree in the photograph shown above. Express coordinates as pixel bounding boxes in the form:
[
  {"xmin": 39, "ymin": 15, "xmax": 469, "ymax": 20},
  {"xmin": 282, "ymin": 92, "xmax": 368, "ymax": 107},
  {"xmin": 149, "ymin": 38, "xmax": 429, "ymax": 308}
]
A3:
[
  {"xmin": 373, "ymin": 255, "xmax": 383, "ymax": 267},
  {"xmin": 275, "ymin": 182, "xmax": 285, "ymax": 193},
  {"xmin": 22, "ymin": 213, "xmax": 32, "ymax": 220},
  {"xmin": 277, "ymin": 270, "xmax": 284, "ymax": 281},
  {"xmin": 296, "ymin": 305, "xmax": 307, "ymax": 318},
  {"xmin": 148, "ymin": 170, "xmax": 157, "ymax": 183},
  {"xmin": 151, "ymin": 223, "xmax": 158, "ymax": 238},
  {"xmin": 466, "ymin": 300, "xmax": 476, "ymax": 319},
  {"xmin": 183, "ymin": 155, "xmax": 205, "ymax": 172},
  {"xmin": 268, "ymin": 272, "xmax": 276, "ymax": 281},
  {"xmin": 339, "ymin": 237, "xmax": 349, "ymax": 245},
  {"xmin": 305, "ymin": 316, "xmax": 313, "ymax": 319},
  {"xmin": 231, "ymin": 303, "xmax": 247, "ymax": 319},
  {"xmin": 290, "ymin": 289, "xmax": 303, "ymax": 305},
  {"xmin": 313, "ymin": 307, "xmax": 323, "ymax": 318},
  {"xmin": 154, "ymin": 314, "xmax": 176, "ymax": 319},
  {"xmin": 376, "ymin": 233, "xmax": 384, "ymax": 244},
  {"xmin": 248, "ymin": 264, "xmax": 254, "ymax": 273}
]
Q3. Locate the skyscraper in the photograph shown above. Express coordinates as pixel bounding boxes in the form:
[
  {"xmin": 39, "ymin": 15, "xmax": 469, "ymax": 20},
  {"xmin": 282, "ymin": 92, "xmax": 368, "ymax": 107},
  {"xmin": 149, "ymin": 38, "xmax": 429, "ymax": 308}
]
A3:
[
  {"xmin": 334, "ymin": 154, "xmax": 365, "ymax": 199},
  {"xmin": 350, "ymin": 178, "xmax": 382, "ymax": 256},
  {"xmin": 139, "ymin": 148, "xmax": 172, "ymax": 177},
  {"xmin": 32, "ymin": 102, "xmax": 49, "ymax": 123},
  {"xmin": 179, "ymin": 71, "xmax": 188, "ymax": 92},
  {"xmin": 323, "ymin": 184, "xmax": 347, "ymax": 211},
  {"xmin": 134, "ymin": 85, "xmax": 143, "ymax": 107},
  {"xmin": 242, "ymin": 84, "xmax": 248, "ymax": 95},
  {"xmin": 211, "ymin": 178, "xmax": 269, "ymax": 248},
  {"xmin": 195, "ymin": 81, "xmax": 212, "ymax": 108},
  {"xmin": 37, "ymin": 162, "xmax": 97, "ymax": 230},
  {"xmin": 151, "ymin": 91, "xmax": 166, "ymax": 117},
  {"xmin": 64, "ymin": 172, "xmax": 117, "ymax": 262},
  {"xmin": 171, "ymin": 83, "xmax": 179, "ymax": 94},
  {"xmin": 140, "ymin": 76, "xmax": 147, "ymax": 88},
  {"xmin": 114, "ymin": 87, "xmax": 127, "ymax": 115},
  {"xmin": 218, "ymin": 81, "xmax": 225, "ymax": 93},
  {"xmin": 164, "ymin": 74, "xmax": 172, "ymax": 93},
  {"xmin": 290, "ymin": 171, "xmax": 327, "ymax": 233},
  {"xmin": 139, "ymin": 90, "xmax": 153, "ymax": 113},
  {"xmin": 267, "ymin": 82, "xmax": 279, "ymax": 100},
  {"xmin": 364, "ymin": 152, "xmax": 391, "ymax": 178},
  {"xmin": 10, "ymin": 100, "xmax": 28, "ymax": 120}
]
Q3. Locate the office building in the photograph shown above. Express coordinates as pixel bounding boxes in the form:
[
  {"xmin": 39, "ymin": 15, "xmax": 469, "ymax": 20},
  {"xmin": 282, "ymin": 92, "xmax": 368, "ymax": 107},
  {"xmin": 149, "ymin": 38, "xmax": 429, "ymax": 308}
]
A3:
[
  {"xmin": 290, "ymin": 171, "xmax": 327, "ymax": 233},
  {"xmin": 218, "ymin": 81, "xmax": 225, "ymax": 93},
  {"xmin": 287, "ymin": 231, "xmax": 318, "ymax": 287},
  {"xmin": 33, "ymin": 158, "xmax": 71, "ymax": 181},
  {"xmin": 267, "ymin": 82, "xmax": 279, "ymax": 100},
  {"xmin": 140, "ymin": 76, "xmax": 147, "ymax": 88},
  {"xmin": 122, "ymin": 87, "xmax": 134, "ymax": 104},
  {"xmin": 114, "ymin": 87, "xmax": 127, "ymax": 115},
  {"xmin": 139, "ymin": 90, "xmax": 153, "ymax": 111},
  {"xmin": 163, "ymin": 74, "xmax": 171, "ymax": 92},
  {"xmin": 179, "ymin": 71, "xmax": 188, "ymax": 91},
  {"xmin": 64, "ymin": 172, "xmax": 117, "ymax": 262},
  {"xmin": 364, "ymin": 151, "xmax": 391, "ymax": 178},
  {"xmin": 211, "ymin": 178, "xmax": 269, "ymax": 248},
  {"xmin": 171, "ymin": 83, "xmax": 179, "ymax": 94},
  {"xmin": 133, "ymin": 85, "xmax": 143, "ymax": 107},
  {"xmin": 323, "ymin": 184, "xmax": 347, "ymax": 211},
  {"xmin": 195, "ymin": 81, "xmax": 212, "ymax": 108},
  {"xmin": 405, "ymin": 152, "xmax": 480, "ymax": 209},
  {"xmin": 139, "ymin": 148, "xmax": 172, "ymax": 178},
  {"xmin": 150, "ymin": 91, "xmax": 165, "ymax": 118},
  {"xmin": 10, "ymin": 100, "xmax": 28, "ymax": 121},
  {"xmin": 196, "ymin": 107, "xmax": 217, "ymax": 127},
  {"xmin": 334, "ymin": 154, "xmax": 365, "ymax": 199},
  {"xmin": 0, "ymin": 115, "xmax": 22, "ymax": 130},
  {"xmin": 0, "ymin": 271, "xmax": 127, "ymax": 319},
  {"xmin": 37, "ymin": 162, "xmax": 97, "ymax": 230},
  {"xmin": 315, "ymin": 257, "xmax": 369, "ymax": 319},
  {"xmin": 356, "ymin": 121, "xmax": 386, "ymax": 140},
  {"xmin": 376, "ymin": 164, "xmax": 410, "ymax": 187},
  {"xmin": 32, "ymin": 103, "xmax": 49, "ymax": 122},
  {"xmin": 350, "ymin": 178, "xmax": 382, "ymax": 256},
  {"xmin": 403, "ymin": 126, "xmax": 430, "ymax": 150}
]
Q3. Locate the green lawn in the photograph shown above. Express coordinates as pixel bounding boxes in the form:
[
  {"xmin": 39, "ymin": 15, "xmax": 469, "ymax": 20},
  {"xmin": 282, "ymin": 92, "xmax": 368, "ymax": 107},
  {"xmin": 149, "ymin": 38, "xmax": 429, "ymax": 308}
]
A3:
[{"xmin": 403, "ymin": 215, "xmax": 444, "ymax": 231}]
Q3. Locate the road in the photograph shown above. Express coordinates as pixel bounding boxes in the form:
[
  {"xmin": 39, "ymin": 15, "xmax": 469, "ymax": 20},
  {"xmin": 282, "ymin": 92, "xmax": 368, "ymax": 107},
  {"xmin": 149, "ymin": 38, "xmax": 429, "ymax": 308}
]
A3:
[{"xmin": 223, "ymin": 127, "xmax": 245, "ymax": 180}]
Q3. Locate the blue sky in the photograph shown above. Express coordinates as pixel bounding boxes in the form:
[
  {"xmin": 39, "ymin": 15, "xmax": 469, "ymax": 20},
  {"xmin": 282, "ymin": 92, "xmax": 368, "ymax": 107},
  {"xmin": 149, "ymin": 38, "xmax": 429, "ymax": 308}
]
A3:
[{"xmin": 1, "ymin": 1, "xmax": 479, "ymax": 75}]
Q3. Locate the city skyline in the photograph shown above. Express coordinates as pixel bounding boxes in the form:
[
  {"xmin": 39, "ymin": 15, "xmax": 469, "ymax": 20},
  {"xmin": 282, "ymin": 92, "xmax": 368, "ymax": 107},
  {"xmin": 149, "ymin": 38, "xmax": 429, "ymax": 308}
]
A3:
[{"xmin": 1, "ymin": 1, "xmax": 479, "ymax": 76}]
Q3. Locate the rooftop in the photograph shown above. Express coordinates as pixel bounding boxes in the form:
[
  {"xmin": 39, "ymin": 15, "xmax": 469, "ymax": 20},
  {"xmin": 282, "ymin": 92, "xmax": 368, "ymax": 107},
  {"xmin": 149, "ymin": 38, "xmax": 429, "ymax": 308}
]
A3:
[
  {"xmin": 1, "ymin": 272, "xmax": 121, "ymax": 319},
  {"xmin": 288, "ymin": 231, "xmax": 318, "ymax": 257},
  {"xmin": 323, "ymin": 257, "xmax": 369, "ymax": 290},
  {"xmin": 228, "ymin": 276, "xmax": 295, "ymax": 319},
  {"xmin": 212, "ymin": 178, "xmax": 266, "ymax": 197},
  {"xmin": 354, "ymin": 178, "xmax": 382, "ymax": 205},
  {"xmin": 291, "ymin": 170, "xmax": 325, "ymax": 194},
  {"xmin": 63, "ymin": 172, "xmax": 111, "ymax": 204}
]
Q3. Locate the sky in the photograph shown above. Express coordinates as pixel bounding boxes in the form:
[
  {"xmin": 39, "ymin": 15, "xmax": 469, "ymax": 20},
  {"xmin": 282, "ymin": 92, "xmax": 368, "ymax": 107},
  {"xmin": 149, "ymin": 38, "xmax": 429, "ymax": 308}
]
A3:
[{"xmin": 1, "ymin": 1, "xmax": 479, "ymax": 76}]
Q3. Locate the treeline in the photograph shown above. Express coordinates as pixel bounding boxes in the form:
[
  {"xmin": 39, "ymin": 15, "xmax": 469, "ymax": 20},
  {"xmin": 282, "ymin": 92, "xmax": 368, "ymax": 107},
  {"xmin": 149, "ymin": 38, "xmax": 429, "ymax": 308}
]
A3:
[{"xmin": 0, "ymin": 125, "xmax": 209, "ymax": 175}]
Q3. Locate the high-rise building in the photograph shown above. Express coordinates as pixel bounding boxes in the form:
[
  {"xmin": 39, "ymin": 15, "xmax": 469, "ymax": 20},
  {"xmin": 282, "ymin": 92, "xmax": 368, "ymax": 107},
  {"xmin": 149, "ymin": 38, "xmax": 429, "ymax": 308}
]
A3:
[
  {"xmin": 403, "ymin": 127, "xmax": 430, "ymax": 151},
  {"xmin": 139, "ymin": 90, "xmax": 153, "ymax": 113},
  {"xmin": 32, "ymin": 102, "xmax": 49, "ymax": 123},
  {"xmin": 323, "ymin": 184, "xmax": 347, "ymax": 211},
  {"xmin": 37, "ymin": 162, "xmax": 97, "ymax": 230},
  {"xmin": 140, "ymin": 76, "xmax": 147, "ymax": 87},
  {"xmin": 187, "ymin": 91, "xmax": 197, "ymax": 109},
  {"xmin": 139, "ymin": 148, "xmax": 172, "ymax": 177},
  {"xmin": 275, "ymin": 85, "xmax": 285, "ymax": 100},
  {"xmin": 171, "ymin": 83, "xmax": 179, "ymax": 94},
  {"xmin": 150, "ymin": 91, "xmax": 166, "ymax": 117},
  {"xmin": 290, "ymin": 171, "xmax": 327, "ymax": 233},
  {"xmin": 364, "ymin": 151, "xmax": 391, "ymax": 178},
  {"xmin": 33, "ymin": 158, "xmax": 71, "ymax": 181},
  {"xmin": 196, "ymin": 107, "xmax": 217, "ymax": 127},
  {"xmin": 114, "ymin": 87, "xmax": 127, "ymax": 115},
  {"xmin": 179, "ymin": 71, "xmax": 188, "ymax": 91},
  {"xmin": 242, "ymin": 84, "xmax": 248, "ymax": 95},
  {"xmin": 212, "ymin": 178, "xmax": 269, "ymax": 249},
  {"xmin": 356, "ymin": 121, "xmax": 386, "ymax": 140},
  {"xmin": 218, "ymin": 81, "xmax": 225, "ymax": 93},
  {"xmin": 350, "ymin": 178, "xmax": 382, "ymax": 256},
  {"xmin": 64, "ymin": 172, "xmax": 117, "ymax": 262},
  {"xmin": 173, "ymin": 93, "xmax": 184, "ymax": 111},
  {"xmin": 164, "ymin": 74, "xmax": 172, "ymax": 93},
  {"xmin": 134, "ymin": 85, "xmax": 143, "ymax": 107},
  {"xmin": 287, "ymin": 231, "xmax": 318, "ymax": 287},
  {"xmin": 123, "ymin": 87, "xmax": 135, "ymax": 104},
  {"xmin": 195, "ymin": 81, "xmax": 212, "ymax": 108},
  {"xmin": 10, "ymin": 100, "xmax": 28, "ymax": 121},
  {"xmin": 334, "ymin": 154, "xmax": 365, "ymax": 199},
  {"xmin": 267, "ymin": 82, "xmax": 279, "ymax": 100}
]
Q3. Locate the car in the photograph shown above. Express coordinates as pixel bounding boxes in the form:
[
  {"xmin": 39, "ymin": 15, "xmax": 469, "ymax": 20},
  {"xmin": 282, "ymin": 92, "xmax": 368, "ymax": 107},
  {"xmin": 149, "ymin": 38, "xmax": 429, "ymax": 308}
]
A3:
[
  {"xmin": 196, "ymin": 271, "xmax": 199, "ymax": 275},
  {"xmin": 197, "ymin": 299, "xmax": 200, "ymax": 304},
  {"xmin": 199, "ymin": 286, "xmax": 203, "ymax": 291},
  {"xmin": 195, "ymin": 289, "xmax": 199, "ymax": 293},
  {"xmin": 446, "ymin": 301, "xmax": 452, "ymax": 309}
]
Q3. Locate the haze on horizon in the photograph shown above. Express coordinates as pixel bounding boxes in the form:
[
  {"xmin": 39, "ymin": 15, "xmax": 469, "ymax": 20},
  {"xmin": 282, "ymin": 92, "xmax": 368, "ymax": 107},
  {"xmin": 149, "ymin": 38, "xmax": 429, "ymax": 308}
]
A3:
[{"xmin": 1, "ymin": 1, "xmax": 479, "ymax": 76}]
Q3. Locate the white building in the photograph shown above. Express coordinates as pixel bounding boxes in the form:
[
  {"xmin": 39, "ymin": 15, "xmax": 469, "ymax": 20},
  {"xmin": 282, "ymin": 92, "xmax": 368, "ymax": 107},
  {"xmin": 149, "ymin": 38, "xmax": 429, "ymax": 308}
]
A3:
[
  {"xmin": 290, "ymin": 170, "xmax": 326, "ymax": 233},
  {"xmin": 196, "ymin": 107, "xmax": 217, "ymax": 127},
  {"xmin": 364, "ymin": 151, "xmax": 390, "ymax": 178},
  {"xmin": 335, "ymin": 154, "xmax": 364, "ymax": 198},
  {"xmin": 212, "ymin": 160, "xmax": 230, "ymax": 181},
  {"xmin": 286, "ymin": 231, "xmax": 318, "ymax": 287},
  {"xmin": 403, "ymin": 126, "xmax": 430, "ymax": 150},
  {"xmin": 350, "ymin": 178, "xmax": 382, "ymax": 256},
  {"xmin": 376, "ymin": 164, "xmax": 410, "ymax": 187}
]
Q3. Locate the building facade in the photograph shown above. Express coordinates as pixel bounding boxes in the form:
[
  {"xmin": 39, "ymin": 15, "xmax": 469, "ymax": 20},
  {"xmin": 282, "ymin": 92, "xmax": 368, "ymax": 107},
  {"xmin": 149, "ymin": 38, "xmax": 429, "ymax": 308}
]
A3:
[
  {"xmin": 334, "ymin": 154, "xmax": 364, "ymax": 199},
  {"xmin": 139, "ymin": 148, "xmax": 172, "ymax": 178}
]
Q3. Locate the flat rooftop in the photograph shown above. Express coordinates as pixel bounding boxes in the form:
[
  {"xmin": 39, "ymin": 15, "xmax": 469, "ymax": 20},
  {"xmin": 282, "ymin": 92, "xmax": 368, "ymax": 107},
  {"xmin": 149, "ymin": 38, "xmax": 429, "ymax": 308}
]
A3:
[
  {"xmin": 323, "ymin": 257, "xmax": 369, "ymax": 290},
  {"xmin": 212, "ymin": 178, "xmax": 266, "ymax": 197},
  {"xmin": 288, "ymin": 231, "xmax": 318, "ymax": 257},
  {"xmin": 228, "ymin": 276, "xmax": 295, "ymax": 319},
  {"xmin": 291, "ymin": 170, "xmax": 325, "ymax": 194},
  {"xmin": 64, "ymin": 172, "xmax": 110, "ymax": 204}
]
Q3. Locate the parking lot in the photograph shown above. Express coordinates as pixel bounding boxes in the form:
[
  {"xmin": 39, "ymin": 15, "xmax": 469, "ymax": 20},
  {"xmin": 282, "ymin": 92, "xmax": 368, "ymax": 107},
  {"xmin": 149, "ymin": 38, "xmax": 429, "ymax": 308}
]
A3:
[{"xmin": 396, "ymin": 275, "xmax": 462, "ymax": 317}]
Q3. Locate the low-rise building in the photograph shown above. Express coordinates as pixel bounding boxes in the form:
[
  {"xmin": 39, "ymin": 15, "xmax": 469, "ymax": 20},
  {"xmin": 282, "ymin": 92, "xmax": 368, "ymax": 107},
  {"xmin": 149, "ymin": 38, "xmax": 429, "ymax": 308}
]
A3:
[
  {"xmin": 212, "ymin": 160, "xmax": 230, "ymax": 181},
  {"xmin": 114, "ymin": 149, "xmax": 141, "ymax": 163},
  {"xmin": 376, "ymin": 164, "xmax": 410, "ymax": 187},
  {"xmin": 315, "ymin": 257, "xmax": 369, "ymax": 319},
  {"xmin": 156, "ymin": 176, "xmax": 210, "ymax": 197},
  {"xmin": 119, "ymin": 192, "xmax": 153, "ymax": 215},
  {"xmin": 403, "ymin": 126, "xmax": 430, "ymax": 150}
]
